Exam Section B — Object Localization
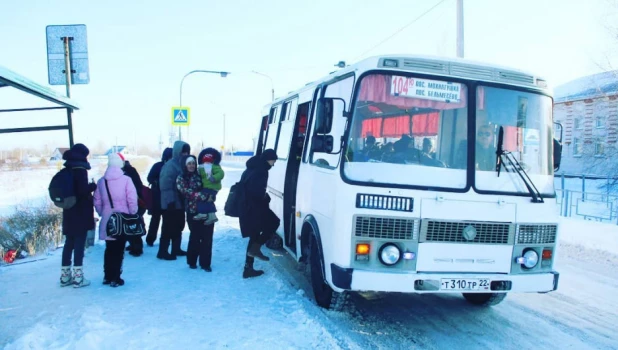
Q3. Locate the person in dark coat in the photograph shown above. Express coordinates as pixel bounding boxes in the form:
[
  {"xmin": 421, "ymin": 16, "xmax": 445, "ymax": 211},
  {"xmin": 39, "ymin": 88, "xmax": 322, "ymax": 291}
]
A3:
[
  {"xmin": 176, "ymin": 154, "xmax": 215, "ymax": 271},
  {"xmin": 239, "ymin": 148, "xmax": 280, "ymax": 279},
  {"xmin": 59, "ymin": 143, "xmax": 97, "ymax": 288},
  {"xmin": 121, "ymin": 157, "xmax": 146, "ymax": 257},
  {"xmin": 157, "ymin": 141, "xmax": 190, "ymax": 260},
  {"xmin": 145, "ymin": 147, "xmax": 172, "ymax": 247}
]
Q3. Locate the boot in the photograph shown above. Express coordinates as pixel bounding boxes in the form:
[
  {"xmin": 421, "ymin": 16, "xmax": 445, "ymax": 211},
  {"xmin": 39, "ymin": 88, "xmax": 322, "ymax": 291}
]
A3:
[
  {"xmin": 247, "ymin": 243, "xmax": 270, "ymax": 261},
  {"xmin": 157, "ymin": 252, "xmax": 177, "ymax": 260},
  {"xmin": 72, "ymin": 266, "xmax": 91, "ymax": 288},
  {"xmin": 60, "ymin": 266, "xmax": 73, "ymax": 287},
  {"xmin": 171, "ymin": 237, "xmax": 187, "ymax": 256},
  {"xmin": 243, "ymin": 264, "xmax": 264, "ymax": 279}
]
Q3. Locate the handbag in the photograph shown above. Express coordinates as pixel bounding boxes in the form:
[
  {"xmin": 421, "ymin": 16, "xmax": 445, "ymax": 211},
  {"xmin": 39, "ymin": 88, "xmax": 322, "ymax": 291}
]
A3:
[{"xmin": 104, "ymin": 179, "xmax": 145, "ymax": 238}]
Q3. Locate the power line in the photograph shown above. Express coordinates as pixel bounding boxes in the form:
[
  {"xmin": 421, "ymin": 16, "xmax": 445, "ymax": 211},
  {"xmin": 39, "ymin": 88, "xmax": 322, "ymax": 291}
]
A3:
[{"xmin": 354, "ymin": 0, "xmax": 449, "ymax": 61}]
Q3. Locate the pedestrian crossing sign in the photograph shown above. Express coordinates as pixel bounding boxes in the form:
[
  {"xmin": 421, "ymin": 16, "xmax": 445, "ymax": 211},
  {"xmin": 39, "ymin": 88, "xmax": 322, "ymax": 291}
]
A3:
[{"xmin": 171, "ymin": 107, "xmax": 190, "ymax": 126}]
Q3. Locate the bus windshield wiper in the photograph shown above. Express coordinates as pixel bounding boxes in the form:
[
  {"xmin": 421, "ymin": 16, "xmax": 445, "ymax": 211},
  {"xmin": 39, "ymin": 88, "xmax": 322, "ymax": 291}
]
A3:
[{"xmin": 495, "ymin": 127, "xmax": 544, "ymax": 203}]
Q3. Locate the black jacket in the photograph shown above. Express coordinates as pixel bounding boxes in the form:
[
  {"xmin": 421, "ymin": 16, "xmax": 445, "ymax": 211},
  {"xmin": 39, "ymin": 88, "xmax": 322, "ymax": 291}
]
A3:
[
  {"xmin": 123, "ymin": 161, "xmax": 146, "ymax": 215},
  {"xmin": 238, "ymin": 155, "xmax": 274, "ymax": 238},
  {"xmin": 61, "ymin": 148, "xmax": 96, "ymax": 236},
  {"xmin": 146, "ymin": 148, "xmax": 172, "ymax": 214}
]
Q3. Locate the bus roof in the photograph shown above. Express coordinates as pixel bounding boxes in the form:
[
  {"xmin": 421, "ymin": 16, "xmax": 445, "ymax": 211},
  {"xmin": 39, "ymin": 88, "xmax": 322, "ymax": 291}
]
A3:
[{"xmin": 267, "ymin": 54, "xmax": 550, "ymax": 108}]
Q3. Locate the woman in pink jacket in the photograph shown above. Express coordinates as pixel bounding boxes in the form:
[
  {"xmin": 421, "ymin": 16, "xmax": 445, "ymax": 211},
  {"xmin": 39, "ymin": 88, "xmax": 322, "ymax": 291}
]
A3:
[{"xmin": 94, "ymin": 153, "xmax": 138, "ymax": 287}]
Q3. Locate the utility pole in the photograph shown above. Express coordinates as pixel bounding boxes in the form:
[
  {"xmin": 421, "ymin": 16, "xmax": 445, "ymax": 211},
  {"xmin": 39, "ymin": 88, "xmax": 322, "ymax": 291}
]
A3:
[
  {"xmin": 223, "ymin": 113, "xmax": 226, "ymax": 154},
  {"xmin": 456, "ymin": 0, "xmax": 464, "ymax": 58}
]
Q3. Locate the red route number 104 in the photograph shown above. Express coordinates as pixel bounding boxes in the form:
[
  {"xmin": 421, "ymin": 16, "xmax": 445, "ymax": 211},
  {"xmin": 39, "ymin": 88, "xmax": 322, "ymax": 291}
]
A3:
[{"xmin": 391, "ymin": 76, "xmax": 415, "ymax": 96}]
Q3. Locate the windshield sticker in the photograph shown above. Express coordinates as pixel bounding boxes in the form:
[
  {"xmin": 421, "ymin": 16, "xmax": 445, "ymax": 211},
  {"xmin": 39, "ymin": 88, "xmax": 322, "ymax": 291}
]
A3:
[{"xmin": 391, "ymin": 76, "xmax": 461, "ymax": 103}]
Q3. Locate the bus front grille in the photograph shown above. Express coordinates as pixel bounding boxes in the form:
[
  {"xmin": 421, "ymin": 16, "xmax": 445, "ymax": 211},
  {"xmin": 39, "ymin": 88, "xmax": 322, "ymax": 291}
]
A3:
[
  {"xmin": 354, "ymin": 216, "xmax": 419, "ymax": 240},
  {"xmin": 421, "ymin": 220, "xmax": 513, "ymax": 244},
  {"xmin": 516, "ymin": 224, "xmax": 557, "ymax": 244}
]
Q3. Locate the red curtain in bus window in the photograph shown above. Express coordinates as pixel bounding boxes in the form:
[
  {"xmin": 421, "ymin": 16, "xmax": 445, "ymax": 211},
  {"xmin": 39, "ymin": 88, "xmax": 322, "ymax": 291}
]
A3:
[
  {"xmin": 382, "ymin": 116, "xmax": 410, "ymax": 137},
  {"xmin": 362, "ymin": 118, "xmax": 382, "ymax": 138},
  {"xmin": 503, "ymin": 126, "xmax": 519, "ymax": 151},
  {"xmin": 411, "ymin": 112, "xmax": 439, "ymax": 136},
  {"xmin": 358, "ymin": 75, "xmax": 466, "ymax": 110},
  {"xmin": 298, "ymin": 114, "xmax": 307, "ymax": 135}
]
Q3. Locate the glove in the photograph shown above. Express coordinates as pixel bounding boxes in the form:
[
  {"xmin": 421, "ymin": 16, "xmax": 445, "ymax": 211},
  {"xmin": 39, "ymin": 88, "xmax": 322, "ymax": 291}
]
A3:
[
  {"xmin": 88, "ymin": 183, "xmax": 97, "ymax": 192},
  {"xmin": 208, "ymin": 175, "xmax": 216, "ymax": 183},
  {"xmin": 264, "ymin": 193, "xmax": 271, "ymax": 203}
]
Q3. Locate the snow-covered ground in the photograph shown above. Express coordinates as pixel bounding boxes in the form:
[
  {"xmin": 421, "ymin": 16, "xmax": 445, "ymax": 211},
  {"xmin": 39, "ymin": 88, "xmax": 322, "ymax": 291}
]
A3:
[{"xmin": 0, "ymin": 159, "xmax": 617, "ymax": 349}]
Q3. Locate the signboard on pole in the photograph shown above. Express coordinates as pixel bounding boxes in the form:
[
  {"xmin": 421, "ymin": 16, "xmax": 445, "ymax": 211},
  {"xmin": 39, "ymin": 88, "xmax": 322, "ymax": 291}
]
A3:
[
  {"xmin": 46, "ymin": 24, "xmax": 90, "ymax": 85},
  {"xmin": 172, "ymin": 107, "xmax": 190, "ymax": 126}
]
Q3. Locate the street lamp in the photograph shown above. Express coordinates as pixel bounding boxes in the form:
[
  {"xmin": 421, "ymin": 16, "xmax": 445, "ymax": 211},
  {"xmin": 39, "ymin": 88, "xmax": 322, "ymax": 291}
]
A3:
[
  {"xmin": 178, "ymin": 69, "xmax": 229, "ymax": 141},
  {"xmin": 251, "ymin": 70, "xmax": 274, "ymax": 101}
]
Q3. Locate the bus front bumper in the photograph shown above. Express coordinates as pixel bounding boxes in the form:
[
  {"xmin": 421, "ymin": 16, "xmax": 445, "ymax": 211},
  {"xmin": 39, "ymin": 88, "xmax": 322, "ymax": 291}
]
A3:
[{"xmin": 331, "ymin": 264, "xmax": 559, "ymax": 294}]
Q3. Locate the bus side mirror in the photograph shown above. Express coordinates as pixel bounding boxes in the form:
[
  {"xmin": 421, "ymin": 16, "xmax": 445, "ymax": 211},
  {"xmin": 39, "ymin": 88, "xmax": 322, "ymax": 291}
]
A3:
[
  {"xmin": 315, "ymin": 98, "xmax": 346, "ymax": 134},
  {"xmin": 553, "ymin": 138, "xmax": 562, "ymax": 172},
  {"xmin": 311, "ymin": 135, "xmax": 334, "ymax": 153}
]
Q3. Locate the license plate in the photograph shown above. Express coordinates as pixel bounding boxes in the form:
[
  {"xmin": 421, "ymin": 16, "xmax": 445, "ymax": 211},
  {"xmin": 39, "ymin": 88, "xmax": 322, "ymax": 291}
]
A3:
[{"xmin": 440, "ymin": 278, "xmax": 490, "ymax": 291}]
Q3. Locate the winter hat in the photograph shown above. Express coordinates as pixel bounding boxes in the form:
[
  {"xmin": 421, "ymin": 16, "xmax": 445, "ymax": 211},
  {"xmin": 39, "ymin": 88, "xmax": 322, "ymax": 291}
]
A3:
[
  {"xmin": 201, "ymin": 153, "xmax": 214, "ymax": 164},
  {"xmin": 261, "ymin": 149, "xmax": 278, "ymax": 161},
  {"xmin": 71, "ymin": 143, "xmax": 90, "ymax": 158},
  {"xmin": 186, "ymin": 156, "xmax": 196, "ymax": 165},
  {"xmin": 108, "ymin": 152, "xmax": 125, "ymax": 168}
]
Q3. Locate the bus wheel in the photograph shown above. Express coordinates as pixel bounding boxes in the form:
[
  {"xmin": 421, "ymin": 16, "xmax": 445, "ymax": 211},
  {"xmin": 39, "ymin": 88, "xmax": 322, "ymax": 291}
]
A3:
[
  {"xmin": 310, "ymin": 234, "xmax": 345, "ymax": 310},
  {"xmin": 462, "ymin": 292, "xmax": 507, "ymax": 306}
]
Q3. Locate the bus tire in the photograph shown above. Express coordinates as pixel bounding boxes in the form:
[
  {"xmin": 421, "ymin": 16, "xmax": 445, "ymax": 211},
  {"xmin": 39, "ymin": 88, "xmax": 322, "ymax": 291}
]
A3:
[
  {"xmin": 462, "ymin": 292, "xmax": 507, "ymax": 306},
  {"xmin": 310, "ymin": 234, "xmax": 345, "ymax": 310}
]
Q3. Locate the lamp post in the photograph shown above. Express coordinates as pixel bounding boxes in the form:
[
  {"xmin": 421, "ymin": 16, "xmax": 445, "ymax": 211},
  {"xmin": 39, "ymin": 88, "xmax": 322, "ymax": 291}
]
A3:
[
  {"xmin": 251, "ymin": 70, "xmax": 274, "ymax": 101},
  {"xmin": 178, "ymin": 69, "xmax": 229, "ymax": 141}
]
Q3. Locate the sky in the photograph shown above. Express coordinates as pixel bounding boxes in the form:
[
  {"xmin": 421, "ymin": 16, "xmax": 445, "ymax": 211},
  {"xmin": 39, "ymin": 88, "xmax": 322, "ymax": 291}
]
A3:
[{"xmin": 1, "ymin": 0, "xmax": 617, "ymax": 154}]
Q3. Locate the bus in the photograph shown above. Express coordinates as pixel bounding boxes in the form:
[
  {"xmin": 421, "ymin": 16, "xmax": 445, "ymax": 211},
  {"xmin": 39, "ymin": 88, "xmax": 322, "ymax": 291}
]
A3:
[{"xmin": 253, "ymin": 55, "xmax": 562, "ymax": 309}]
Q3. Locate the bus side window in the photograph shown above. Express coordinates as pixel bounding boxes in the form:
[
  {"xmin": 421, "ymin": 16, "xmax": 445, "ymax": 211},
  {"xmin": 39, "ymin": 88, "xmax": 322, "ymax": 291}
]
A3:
[
  {"xmin": 264, "ymin": 106, "xmax": 281, "ymax": 151},
  {"xmin": 309, "ymin": 76, "xmax": 354, "ymax": 168}
]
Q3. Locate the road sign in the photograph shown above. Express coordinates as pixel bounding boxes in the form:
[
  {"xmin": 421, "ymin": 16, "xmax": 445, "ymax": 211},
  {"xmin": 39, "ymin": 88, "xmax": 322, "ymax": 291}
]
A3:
[
  {"xmin": 172, "ymin": 107, "xmax": 190, "ymax": 126},
  {"xmin": 46, "ymin": 24, "xmax": 90, "ymax": 85}
]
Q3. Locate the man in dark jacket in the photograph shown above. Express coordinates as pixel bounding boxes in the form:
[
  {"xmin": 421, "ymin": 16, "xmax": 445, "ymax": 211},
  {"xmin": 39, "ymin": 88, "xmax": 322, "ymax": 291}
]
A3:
[
  {"xmin": 145, "ymin": 147, "xmax": 172, "ymax": 247},
  {"xmin": 60, "ymin": 143, "xmax": 97, "ymax": 288},
  {"xmin": 157, "ymin": 141, "xmax": 190, "ymax": 260},
  {"xmin": 239, "ymin": 148, "xmax": 280, "ymax": 278},
  {"xmin": 122, "ymin": 158, "xmax": 146, "ymax": 257}
]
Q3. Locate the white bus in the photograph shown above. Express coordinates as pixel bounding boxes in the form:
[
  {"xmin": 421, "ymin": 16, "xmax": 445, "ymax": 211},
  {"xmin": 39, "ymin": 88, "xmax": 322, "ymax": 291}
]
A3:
[{"xmin": 254, "ymin": 55, "xmax": 562, "ymax": 309}]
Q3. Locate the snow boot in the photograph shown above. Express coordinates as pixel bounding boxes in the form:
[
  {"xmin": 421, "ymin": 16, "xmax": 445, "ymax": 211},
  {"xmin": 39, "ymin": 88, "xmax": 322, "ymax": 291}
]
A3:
[
  {"xmin": 60, "ymin": 266, "xmax": 73, "ymax": 287},
  {"xmin": 243, "ymin": 264, "xmax": 264, "ymax": 279},
  {"xmin": 72, "ymin": 266, "xmax": 91, "ymax": 288},
  {"xmin": 110, "ymin": 278, "xmax": 125, "ymax": 288},
  {"xmin": 247, "ymin": 243, "xmax": 270, "ymax": 261}
]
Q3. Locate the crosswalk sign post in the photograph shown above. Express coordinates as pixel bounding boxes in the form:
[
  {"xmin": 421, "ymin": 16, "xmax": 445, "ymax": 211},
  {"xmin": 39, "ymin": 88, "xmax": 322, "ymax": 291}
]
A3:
[{"xmin": 171, "ymin": 107, "xmax": 190, "ymax": 141}]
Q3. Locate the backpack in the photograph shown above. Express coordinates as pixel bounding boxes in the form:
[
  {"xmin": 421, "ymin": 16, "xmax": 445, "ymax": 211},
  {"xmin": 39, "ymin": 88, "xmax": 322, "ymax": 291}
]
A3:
[
  {"xmin": 48, "ymin": 168, "xmax": 76, "ymax": 209},
  {"xmin": 224, "ymin": 181, "xmax": 246, "ymax": 218}
]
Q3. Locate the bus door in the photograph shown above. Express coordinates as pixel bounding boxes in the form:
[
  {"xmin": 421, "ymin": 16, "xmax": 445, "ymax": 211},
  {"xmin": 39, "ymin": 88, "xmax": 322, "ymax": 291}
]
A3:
[{"xmin": 282, "ymin": 101, "xmax": 310, "ymax": 252}]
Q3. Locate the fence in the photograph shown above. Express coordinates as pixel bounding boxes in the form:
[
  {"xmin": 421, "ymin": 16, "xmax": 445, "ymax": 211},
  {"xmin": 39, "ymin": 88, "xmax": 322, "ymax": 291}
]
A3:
[{"xmin": 555, "ymin": 173, "xmax": 618, "ymax": 224}]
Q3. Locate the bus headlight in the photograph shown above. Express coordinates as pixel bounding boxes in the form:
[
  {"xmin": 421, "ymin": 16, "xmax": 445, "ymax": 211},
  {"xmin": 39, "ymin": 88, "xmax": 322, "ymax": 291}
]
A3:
[
  {"xmin": 379, "ymin": 243, "xmax": 401, "ymax": 266},
  {"xmin": 516, "ymin": 249, "xmax": 539, "ymax": 269}
]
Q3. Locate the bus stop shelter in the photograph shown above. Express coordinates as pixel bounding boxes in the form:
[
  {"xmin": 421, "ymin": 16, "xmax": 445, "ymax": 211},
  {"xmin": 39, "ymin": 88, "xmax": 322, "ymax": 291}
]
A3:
[{"xmin": 0, "ymin": 65, "xmax": 79, "ymax": 147}]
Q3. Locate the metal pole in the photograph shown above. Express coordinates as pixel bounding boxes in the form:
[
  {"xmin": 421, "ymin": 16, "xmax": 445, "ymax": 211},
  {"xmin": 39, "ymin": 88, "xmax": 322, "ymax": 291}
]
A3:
[
  {"xmin": 179, "ymin": 79, "xmax": 184, "ymax": 142},
  {"xmin": 63, "ymin": 37, "xmax": 74, "ymax": 147},
  {"xmin": 66, "ymin": 108, "xmax": 74, "ymax": 147},
  {"xmin": 456, "ymin": 0, "xmax": 464, "ymax": 58}
]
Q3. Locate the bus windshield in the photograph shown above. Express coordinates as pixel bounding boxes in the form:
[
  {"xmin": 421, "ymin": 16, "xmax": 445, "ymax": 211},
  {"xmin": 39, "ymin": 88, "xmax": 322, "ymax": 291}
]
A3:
[
  {"xmin": 475, "ymin": 86, "xmax": 554, "ymax": 195},
  {"xmin": 343, "ymin": 73, "xmax": 469, "ymax": 189}
]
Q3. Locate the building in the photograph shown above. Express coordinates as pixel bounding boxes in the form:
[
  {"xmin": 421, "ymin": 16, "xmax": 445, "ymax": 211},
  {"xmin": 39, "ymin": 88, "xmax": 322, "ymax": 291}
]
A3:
[
  {"xmin": 553, "ymin": 71, "xmax": 618, "ymax": 175},
  {"xmin": 49, "ymin": 147, "xmax": 69, "ymax": 161}
]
